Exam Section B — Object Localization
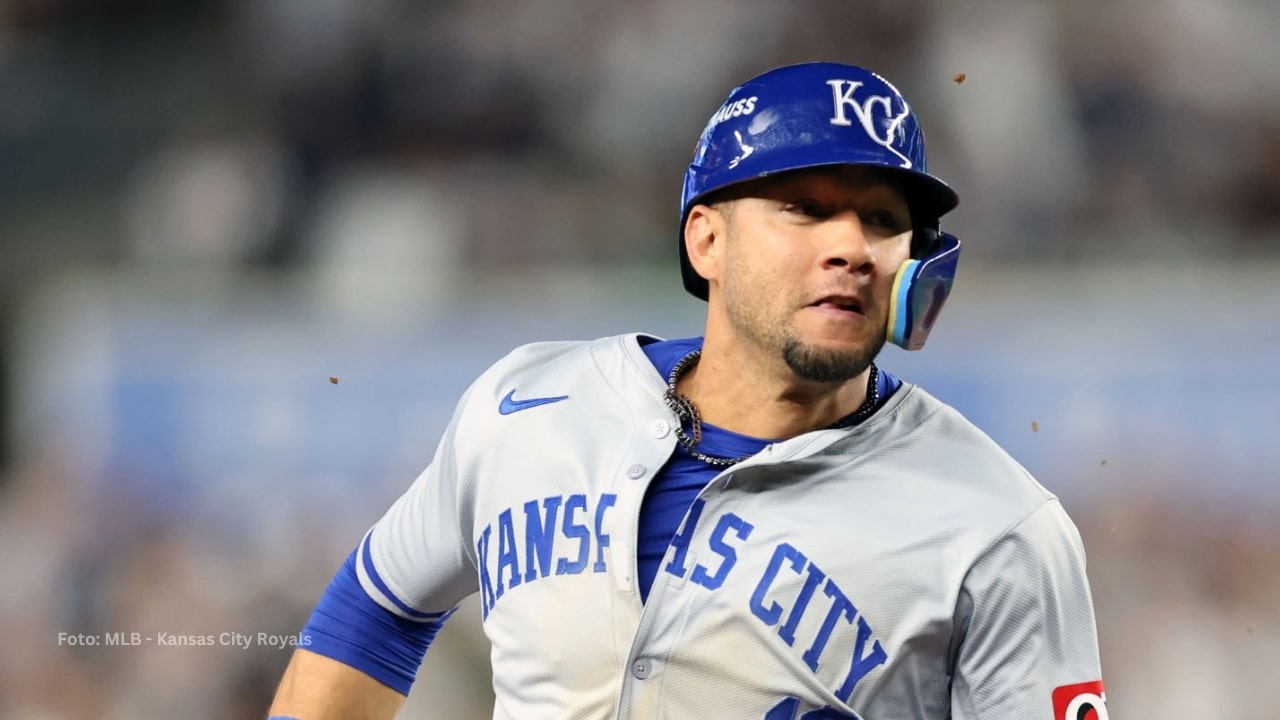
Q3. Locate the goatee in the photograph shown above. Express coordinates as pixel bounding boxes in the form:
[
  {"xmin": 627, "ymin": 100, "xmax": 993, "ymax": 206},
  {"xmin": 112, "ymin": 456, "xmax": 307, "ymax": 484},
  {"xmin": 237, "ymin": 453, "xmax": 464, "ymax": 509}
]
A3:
[{"xmin": 781, "ymin": 335, "xmax": 885, "ymax": 384}]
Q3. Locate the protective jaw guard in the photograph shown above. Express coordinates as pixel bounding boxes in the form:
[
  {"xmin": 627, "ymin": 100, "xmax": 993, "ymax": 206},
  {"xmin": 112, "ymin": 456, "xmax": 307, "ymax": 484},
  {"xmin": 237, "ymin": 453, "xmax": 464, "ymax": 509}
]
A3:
[{"xmin": 888, "ymin": 232, "xmax": 961, "ymax": 351}]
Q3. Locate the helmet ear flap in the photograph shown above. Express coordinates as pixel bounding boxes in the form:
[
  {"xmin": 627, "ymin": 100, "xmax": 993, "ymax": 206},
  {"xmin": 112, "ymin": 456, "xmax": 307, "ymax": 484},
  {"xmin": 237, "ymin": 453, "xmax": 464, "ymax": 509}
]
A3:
[
  {"xmin": 888, "ymin": 231, "xmax": 961, "ymax": 351},
  {"xmin": 906, "ymin": 190, "xmax": 943, "ymax": 259},
  {"xmin": 911, "ymin": 222, "xmax": 941, "ymax": 259}
]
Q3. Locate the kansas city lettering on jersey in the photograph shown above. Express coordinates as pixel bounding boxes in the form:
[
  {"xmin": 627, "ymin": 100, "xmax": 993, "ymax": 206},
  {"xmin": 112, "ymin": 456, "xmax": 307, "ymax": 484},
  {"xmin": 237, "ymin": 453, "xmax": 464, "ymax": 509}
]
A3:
[
  {"xmin": 475, "ymin": 492, "xmax": 617, "ymax": 618},
  {"xmin": 474, "ymin": 493, "xmax": 887, "ymax": 700},
  {"xmin": 664, "ymin": 499, "xmax": 888, "ymax": 703},
  {"xmin": 747, "ymin": 541, "xmax": 888, "ymax": 701}
]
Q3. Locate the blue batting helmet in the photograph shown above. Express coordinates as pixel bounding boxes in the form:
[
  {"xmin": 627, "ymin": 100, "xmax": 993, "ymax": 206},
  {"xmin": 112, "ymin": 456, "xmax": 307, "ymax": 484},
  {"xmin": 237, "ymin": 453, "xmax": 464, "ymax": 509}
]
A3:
[{"xmin": 679, "ymin": 62, "xmax": 962, "ymax": 350}]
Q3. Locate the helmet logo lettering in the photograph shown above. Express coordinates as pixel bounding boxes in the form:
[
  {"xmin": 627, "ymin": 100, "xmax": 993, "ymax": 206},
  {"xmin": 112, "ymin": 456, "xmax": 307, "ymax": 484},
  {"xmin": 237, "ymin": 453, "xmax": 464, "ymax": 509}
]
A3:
[
  {"xmin": 704, "ymin": 96, "xmax": 759, "ymax": 132},
  {"xmin": 826, "ymin": 79, "xmax": 913, "ymax": 168}
]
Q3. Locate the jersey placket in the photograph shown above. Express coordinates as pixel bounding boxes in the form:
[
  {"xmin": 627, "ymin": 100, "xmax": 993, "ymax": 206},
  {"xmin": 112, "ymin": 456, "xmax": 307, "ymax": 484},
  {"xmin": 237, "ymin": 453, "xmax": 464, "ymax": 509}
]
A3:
[
  {"xmin": 605, "ymin": 411, "xmax": 680, "ymax": 698},
  {"xmin": 614, "ymin": 477, "xmax": 732, "ymax": 718},
  {"xmin": 612, "ymin": 439, "xmax": 792, "ymax": 718},
  {"xmin": 613, "ymin": 432, "xmax": 857, "ymax": 718}
]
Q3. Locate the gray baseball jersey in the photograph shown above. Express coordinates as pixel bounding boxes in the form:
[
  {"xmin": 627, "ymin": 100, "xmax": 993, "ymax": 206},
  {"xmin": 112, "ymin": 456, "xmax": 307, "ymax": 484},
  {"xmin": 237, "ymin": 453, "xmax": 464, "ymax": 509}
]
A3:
[{"xmin": 358, "ymin": 333, "xmax": 1105, "ymax": 719}]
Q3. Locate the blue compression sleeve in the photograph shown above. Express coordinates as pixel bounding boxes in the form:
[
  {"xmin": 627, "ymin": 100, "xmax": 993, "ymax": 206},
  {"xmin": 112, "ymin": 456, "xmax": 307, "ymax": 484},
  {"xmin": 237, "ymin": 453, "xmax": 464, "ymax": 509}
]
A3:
[{"xmin": 300, "ymin": 550, "xmax": 454, "ymax": 695}]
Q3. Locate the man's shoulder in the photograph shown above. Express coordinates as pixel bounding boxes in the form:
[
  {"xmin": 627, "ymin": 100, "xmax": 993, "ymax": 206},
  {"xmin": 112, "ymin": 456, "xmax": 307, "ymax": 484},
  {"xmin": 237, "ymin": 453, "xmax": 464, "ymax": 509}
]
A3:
[
  {"xmin": 438, "ymin": 333, "xmax": 660, "ymax": 465},
  {"xmin": 479, "ymin": 332, "xmax": 648, "ymax": 379},
  {"xmin": 453, "ymin": 332, "xmax": 653, "ymax": 415},
  {"xmin": 880, "ymin": 383, "xmax": 1057, "ymax": 510}
]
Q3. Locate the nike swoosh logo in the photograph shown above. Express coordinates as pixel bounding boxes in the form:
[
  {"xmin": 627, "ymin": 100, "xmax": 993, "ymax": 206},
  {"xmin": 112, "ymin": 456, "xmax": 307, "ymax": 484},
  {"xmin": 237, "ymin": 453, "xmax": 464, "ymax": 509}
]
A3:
[{"xmin": 498, "ymin": 389, "xmax": 570, "ymax": 415}]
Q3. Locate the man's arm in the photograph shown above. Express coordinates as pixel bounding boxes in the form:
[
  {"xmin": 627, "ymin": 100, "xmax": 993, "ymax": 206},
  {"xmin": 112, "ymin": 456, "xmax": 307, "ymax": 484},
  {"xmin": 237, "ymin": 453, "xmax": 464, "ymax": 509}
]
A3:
[
  {"xmin": 269, "ymin": 648, "xmax": 406, "ymax": 720},
  {"xmin": 950, "ymin": 499, "xmax": 1106, "ymax": 719},
  {"xmin": 267, "ymin": 381, "xmax": 481, "ymax": 717},
  {"xmin": 265, "ymin": 545, "xmax": 453, "ymax": 717}
]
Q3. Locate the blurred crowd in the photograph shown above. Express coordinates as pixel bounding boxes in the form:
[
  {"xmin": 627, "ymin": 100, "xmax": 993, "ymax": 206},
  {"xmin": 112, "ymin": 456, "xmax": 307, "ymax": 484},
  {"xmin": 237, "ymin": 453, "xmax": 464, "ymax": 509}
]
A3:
[
  {"xmin": 2, "ymin": 0, "xmax": 1277, "ymax": 277},
  {"xmin": 1, "ymin": 0, "xmax": 1278, "ymax": 717}
]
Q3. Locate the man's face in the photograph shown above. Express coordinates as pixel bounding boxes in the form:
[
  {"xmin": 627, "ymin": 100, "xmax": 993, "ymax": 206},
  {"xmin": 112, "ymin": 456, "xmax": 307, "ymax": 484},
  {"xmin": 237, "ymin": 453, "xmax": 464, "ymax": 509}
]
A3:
[{"xmin": 711, "ymin": 166, "xmax": 914, "ymax": 384}]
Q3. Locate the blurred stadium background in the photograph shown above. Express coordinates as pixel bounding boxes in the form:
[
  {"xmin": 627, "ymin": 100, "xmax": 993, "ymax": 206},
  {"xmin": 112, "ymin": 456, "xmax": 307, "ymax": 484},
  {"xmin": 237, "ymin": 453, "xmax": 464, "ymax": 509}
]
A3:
[{"xmin": 1, "ymin": 0, "xmax": 1278, "ymax": 717}]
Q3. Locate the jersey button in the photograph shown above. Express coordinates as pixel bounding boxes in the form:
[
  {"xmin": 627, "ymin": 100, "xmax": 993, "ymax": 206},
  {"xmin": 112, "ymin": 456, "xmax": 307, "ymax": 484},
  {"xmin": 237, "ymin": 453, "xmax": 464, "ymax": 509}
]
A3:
[
  {"xmin": 631, "ymin": 658, "xmax": 651, "ymax": 679},
  {"xmin": 651, "ymin": 420, "xmax": 670, "ymax": 438},
  {"xmin": 626, "ymin": 463, "xmax": 647, "ymax": 479}
]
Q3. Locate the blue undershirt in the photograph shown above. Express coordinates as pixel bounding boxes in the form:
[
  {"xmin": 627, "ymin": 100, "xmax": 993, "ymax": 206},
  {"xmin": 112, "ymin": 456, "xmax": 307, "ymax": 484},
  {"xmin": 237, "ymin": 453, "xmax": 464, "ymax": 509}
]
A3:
[
  {"xmin": 301, "ymin": 335, "xmax": 900, "ymax": 693},
  {"xmin": 634, "ymin": 336, "xmax": 771, "ymax": 602},
  {"xmin": 634, "ymin": 336, "xmax": 900, "ymax": 602}
]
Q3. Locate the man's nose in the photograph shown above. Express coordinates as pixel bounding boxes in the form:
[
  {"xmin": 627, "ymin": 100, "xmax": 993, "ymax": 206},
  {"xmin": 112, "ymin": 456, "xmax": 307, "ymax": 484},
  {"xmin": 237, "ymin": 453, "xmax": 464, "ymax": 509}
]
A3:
[{"xmin": 820, "ymin": 211, "xmax": 876, "ymax": 274}]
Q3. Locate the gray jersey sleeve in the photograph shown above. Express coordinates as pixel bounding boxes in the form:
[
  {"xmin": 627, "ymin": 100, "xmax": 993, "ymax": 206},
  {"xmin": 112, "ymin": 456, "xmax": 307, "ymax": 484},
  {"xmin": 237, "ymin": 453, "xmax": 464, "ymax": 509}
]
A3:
[
  {"xmin": 355, "ymin": 386, "xmax": 480, "ymax": 620},
  {"xmin": 950, "ymin": 499, "xmax": 1104, "ymax": 720}
]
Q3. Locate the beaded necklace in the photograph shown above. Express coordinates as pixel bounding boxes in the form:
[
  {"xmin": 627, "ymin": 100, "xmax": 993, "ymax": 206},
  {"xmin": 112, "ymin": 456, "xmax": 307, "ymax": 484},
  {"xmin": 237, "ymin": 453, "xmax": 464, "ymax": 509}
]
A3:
[{"xmin": 661, "ymin": 349, "xmax": 880, "ymax": 467}]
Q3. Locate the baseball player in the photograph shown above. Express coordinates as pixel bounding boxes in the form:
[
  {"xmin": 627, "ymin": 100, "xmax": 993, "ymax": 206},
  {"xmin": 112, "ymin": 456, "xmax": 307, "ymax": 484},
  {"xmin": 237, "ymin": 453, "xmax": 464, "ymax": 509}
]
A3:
[{"xmin": 269, "ymin": 62, "xmax": 1106, "ymax": 720}]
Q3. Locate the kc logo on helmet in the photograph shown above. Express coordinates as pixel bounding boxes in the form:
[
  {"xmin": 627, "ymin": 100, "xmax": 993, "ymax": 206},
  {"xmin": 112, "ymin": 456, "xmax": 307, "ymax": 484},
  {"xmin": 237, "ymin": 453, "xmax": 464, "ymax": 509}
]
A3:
[
  {"xmin": 1052, "ymin": 680, "xmax": 1108, "ymax": 720},
  {"xmin": 826, "ymin": 79, "xmax": 913, "ymax": 169}
]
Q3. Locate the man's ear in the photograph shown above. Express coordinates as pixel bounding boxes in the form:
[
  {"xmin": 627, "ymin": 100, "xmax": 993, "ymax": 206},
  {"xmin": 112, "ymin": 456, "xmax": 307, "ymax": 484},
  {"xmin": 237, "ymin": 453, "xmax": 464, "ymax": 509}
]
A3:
[{"xmin": 684, "ymin": 203, "xmax": 727, "ymax": 288}]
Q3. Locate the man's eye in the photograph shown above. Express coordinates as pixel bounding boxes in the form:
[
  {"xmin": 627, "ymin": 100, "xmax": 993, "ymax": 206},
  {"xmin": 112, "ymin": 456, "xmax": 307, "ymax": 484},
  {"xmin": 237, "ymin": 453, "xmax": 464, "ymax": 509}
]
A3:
[
  {"xmin": 785, "ymin": 201, "xmax": 824, "ymax": 217},
  {"xmin": 867, "ymin": 211, "xmax": 907, "ymax": 231}
]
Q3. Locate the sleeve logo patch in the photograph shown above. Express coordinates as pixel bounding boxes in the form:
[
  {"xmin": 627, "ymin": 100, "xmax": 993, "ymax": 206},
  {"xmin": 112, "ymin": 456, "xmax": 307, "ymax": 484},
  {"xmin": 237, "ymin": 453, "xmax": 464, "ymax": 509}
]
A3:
[{"xmin": 1053, "ymin": 680, "xmax": 1108, "ymax": 720}]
